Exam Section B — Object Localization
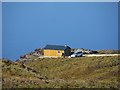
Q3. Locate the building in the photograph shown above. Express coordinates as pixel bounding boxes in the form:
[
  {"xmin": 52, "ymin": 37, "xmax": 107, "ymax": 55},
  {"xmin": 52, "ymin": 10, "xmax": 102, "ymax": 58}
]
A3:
[{"xmin": 44, "ymin": 44, "xmax": 71, "ymax": 57}]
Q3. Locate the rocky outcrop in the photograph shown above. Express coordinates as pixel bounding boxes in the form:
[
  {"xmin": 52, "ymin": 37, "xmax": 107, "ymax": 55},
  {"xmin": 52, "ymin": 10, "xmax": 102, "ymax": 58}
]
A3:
[
  {"xmin": 72, "ymin": 48, "xmax": 98, "ymax": 54},
  {"xmin": 20, "ymin": 48, "xmax": 44, "ymax": 60}
]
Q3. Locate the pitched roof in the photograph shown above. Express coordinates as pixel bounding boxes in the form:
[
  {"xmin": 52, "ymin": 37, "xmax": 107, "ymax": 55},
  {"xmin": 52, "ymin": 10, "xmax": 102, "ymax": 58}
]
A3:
[{"xmin": 44, "ymin": 44, "xmax": 71, "ymax": 50}]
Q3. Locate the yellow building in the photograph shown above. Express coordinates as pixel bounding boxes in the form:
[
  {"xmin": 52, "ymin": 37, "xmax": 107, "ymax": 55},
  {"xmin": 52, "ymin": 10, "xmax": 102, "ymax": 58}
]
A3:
[{"xmin": 44, "ymin": 44, "xmax": 71, "ymax": 57}]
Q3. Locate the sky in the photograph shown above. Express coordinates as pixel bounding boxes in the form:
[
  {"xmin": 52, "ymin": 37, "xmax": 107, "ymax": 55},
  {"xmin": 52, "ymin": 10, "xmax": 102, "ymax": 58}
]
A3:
[
  {"xmin": 2, "ymin": 2, "xmax": 118, "ymax": 60},
  {"xmin": 0, "ymin": 3, "xmax": 2, "ymax": 59},
  {"xmin": 1, "ymin": 0, "xmax": 120, "ymax": 2}
]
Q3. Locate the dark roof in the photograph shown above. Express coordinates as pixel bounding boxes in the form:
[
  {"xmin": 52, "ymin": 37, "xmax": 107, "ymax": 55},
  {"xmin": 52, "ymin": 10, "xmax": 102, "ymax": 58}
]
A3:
[{"xmin": 44, "ymin": 45, "xmax": 71, "ymax": 50}]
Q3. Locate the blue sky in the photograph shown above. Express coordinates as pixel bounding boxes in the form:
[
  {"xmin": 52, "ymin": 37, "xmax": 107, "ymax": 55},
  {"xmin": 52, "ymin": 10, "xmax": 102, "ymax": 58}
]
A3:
[
  {"xmin": 2, "ymin": 2, "xmax": 118, "ymax": 60},
  {"xmin": 0, "ymin": 3, "xmax": 1, "ymax": 59}
]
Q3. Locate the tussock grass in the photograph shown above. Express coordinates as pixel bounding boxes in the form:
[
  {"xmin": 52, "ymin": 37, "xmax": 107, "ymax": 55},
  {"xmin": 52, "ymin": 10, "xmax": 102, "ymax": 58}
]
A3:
[{"xmin": 2, "ymin": 56, "xmax": 120, "ymax": 88}]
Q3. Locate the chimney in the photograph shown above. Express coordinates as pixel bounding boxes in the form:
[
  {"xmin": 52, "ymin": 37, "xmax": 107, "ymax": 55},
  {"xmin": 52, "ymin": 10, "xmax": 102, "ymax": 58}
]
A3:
[{"xmin": 65, "ymin": 44, "xmax": 67, "ymax": 47}]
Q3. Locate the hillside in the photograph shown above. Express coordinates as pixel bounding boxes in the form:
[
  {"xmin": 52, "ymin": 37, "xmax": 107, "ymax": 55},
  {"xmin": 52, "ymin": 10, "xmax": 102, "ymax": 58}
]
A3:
[
  {"xmin": 2, "ymin": 56, "xmax": 120, "ymax": 88},
  {"xmin": 19, "ymin": 48, "xmax": 119, "ymax": 60}
]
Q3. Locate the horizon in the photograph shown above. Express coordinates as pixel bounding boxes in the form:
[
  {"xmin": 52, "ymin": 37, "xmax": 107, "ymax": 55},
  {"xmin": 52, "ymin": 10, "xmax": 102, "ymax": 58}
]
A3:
[{"xmin": 2, "ymin": 2, "xmax": 118, "ymax": 61}]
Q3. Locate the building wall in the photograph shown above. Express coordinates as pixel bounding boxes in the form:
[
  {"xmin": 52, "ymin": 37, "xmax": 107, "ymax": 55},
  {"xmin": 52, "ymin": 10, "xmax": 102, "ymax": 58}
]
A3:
[
  {"xmin": 64, "ymin": 48, "xmax": 71, "ymax": 56},
  {"xmin": 44, "ymin": 49, "xmax": 64, "ymax": 57}
]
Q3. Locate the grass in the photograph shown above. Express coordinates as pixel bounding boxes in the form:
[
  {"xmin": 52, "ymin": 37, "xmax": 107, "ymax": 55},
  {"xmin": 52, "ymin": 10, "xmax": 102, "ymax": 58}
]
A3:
[
  {"xmin": 97, "ymin": 50, "xmax": 120, "ymax": 54},
  {"xmin": 2, "ymin": 56, "xmax": 120, "ymax": 88}
]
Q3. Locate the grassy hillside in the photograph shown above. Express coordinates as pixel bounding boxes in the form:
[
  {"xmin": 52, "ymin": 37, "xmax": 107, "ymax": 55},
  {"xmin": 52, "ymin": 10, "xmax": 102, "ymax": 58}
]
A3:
[
  {"xmin": 2, "ymin": 56, "xmax": 120, "ymax": 88},
  {"xmin": 97, "ymin": 50, "xmax": 119, "ymax": 54}
]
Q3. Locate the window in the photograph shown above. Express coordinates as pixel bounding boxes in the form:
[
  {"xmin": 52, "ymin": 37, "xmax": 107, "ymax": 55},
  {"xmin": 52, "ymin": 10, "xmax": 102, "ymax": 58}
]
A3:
[{"xmin": 76, "ymin": 52, "xmax": 82, "ymax": 54}]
